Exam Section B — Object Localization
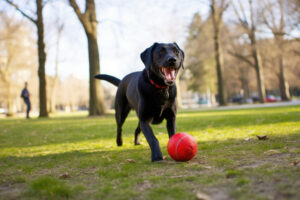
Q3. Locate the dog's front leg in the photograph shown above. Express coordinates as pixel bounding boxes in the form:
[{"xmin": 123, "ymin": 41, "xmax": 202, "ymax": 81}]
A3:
[
  {"xmin": 140, "ymin": 121, "xmax": 163, "ymax": 162},
  {"xmin": 166, "ymin": 116, "xmax": 176, "ymax": 138}
]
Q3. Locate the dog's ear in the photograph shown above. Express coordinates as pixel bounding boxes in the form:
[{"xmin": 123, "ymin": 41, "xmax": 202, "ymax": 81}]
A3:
[
  {"xmin": 173, "ymin": 42, "xmax": 185, "ymax": 69},
  {"xmin": 140, "ymin": 43, "xmax": 158, "ymax": 70}
]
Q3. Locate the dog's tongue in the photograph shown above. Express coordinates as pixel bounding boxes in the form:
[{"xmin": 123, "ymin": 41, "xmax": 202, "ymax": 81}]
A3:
[{"xmin": 163, "ymin": 68, "xmax": 175, "ymax": 81}]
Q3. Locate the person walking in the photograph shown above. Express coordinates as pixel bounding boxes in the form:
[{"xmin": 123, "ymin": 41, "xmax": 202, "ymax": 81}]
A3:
[{"xmin": 21, "ymin": 82, "xmax": 31, "ymax": 119}]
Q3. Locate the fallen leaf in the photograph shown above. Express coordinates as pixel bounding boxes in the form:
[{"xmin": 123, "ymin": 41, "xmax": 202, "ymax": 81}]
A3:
[
  {"xmin": 256, "ymin": 135, "xmax": 269, "ymax": 140},
  {"xmin": 292, "ymin": 161, "xmax": 300, "ymax": 166},
  {"xmin": 59, "ymin": 172, "xmax": 71, "ymax": 179},
  {"xmin": 274, "ymin": 177, "xmax": 281, "ymax": 182},
  {"xmin": 126, "ymin": 159, "xmax": 135, "ymax": 163},
  {"xmin": 196, "ymin": 191, "xmax": 212, "ymax": 200}
]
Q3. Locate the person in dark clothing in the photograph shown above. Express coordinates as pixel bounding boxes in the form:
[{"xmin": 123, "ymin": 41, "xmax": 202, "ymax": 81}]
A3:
[{"xmin": 21, "ymin": 82, "xmax": 31, "ymax": 119}]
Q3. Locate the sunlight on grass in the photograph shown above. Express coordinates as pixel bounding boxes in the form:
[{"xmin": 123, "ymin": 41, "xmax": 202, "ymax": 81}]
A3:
[
  {"xmin": 0, "ymin": 106, "xmax": 299, "ymax": 200},
  {"xmin": 0, "ymin": 137, "xmax": 145, "ymax": 157},
  {"xmin": 0, "ymin": 118, "xmax": 299, "ymax": 158}
]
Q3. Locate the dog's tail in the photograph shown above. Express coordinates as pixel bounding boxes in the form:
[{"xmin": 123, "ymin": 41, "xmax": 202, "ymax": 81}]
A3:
[{"xmin": 94, "ymin": 74, "xmax": 121, "ymax": 87}]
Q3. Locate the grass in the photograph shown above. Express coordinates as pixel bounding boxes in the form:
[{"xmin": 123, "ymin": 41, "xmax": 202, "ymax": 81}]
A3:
[{"xmin": 0, "ymin": 106, "xmax": 300, "ymax": 200}]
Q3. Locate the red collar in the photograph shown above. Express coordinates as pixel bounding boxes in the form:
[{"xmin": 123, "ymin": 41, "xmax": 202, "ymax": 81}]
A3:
[
  {"xmin": 146, "ymin": 70, "xmax": 167, "ymax": 89},
  {"xmin": 149, "ymin": 79, "xmax": 167, "ymax": 89}
]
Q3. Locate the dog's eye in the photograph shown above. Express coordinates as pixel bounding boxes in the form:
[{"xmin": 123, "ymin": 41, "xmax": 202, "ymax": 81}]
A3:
[
  {"xmin": 173, "ymin": 48, "xmax": 179, "ymax": 55},
  {"xmin": 159, "ymin": 48, "xmax": 166, "ymax": 55}
]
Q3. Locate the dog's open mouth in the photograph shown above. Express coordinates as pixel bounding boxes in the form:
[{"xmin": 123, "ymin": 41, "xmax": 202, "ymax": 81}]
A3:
[{"xmin": 160, "ymin": 67, "xmax": 176, "ymax": 82}]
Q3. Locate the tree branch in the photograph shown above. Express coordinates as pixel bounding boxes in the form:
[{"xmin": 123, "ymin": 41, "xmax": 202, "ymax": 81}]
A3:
[
  {"xmin": 261, "ymin": 0, "xmax": 275, "ymax": 31},
  {"xmin": 4, "ymin": 0, "xmax": 37, "ymax": 24},
  {"xmin": 249, "ymin": 0, "xmax": 256, "ymax": 31},
  {"xmin": 229, "ymin": 0, "xmax": 249, "ymax": 30},
  {"xmin": 293, "ymin": 49, "xmax": 300, "ymax": 55},
  {"xmin": 219, "ymin": 2, "xmax": 229, "ymax": 20},
  {"xmin": 68, "ymin": 0, "xmax": 85, "ymax": 24},
  {"xmin": 237, "ymin": 0, "xmax": 247, "ymax": 22},
  {"xmin": 267, "ymin": 0, "xmax": 277, "ymax": 29},
  {"xmin": 278, "ymin": 0, "xmax": 284, "ymax": 32},
  {"xmin": 228, "ymin": 50, "xmax": 254, "ymax": 68}
]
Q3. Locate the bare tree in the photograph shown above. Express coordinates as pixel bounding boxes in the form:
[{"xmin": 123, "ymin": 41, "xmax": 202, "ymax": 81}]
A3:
[
  {"xmin": 0, "ymin": 13, "xmax": 36, "ymax": 116},
  {"xmin": 4, "ymin": 0, "xmax": 48, "ymax": 117},
  {"xmin": 229, "ymin": 0, "xmax": 266, "ymax": 103},
  {"xmin": 210, "ymin": 0, "xmax": 228, "ymax": 106},
  {"xmin": 68, "ymin": 0, "xmax": 106, "ymax": 116},
  {"xmin": 49, "ymin": 21, "xmax": 64, "ymax": 113},
  {"xmin": 184, "ymin": 13, "xmax": 220, "ymax": 106},
  {"xmin": 261, "ymin": 0, "xmax": 290, "ymax": 100}
]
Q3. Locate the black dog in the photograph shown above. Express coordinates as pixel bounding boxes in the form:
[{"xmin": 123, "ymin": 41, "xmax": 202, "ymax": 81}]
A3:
[{"xmin": 95, "ymin": 43, "xmax": 184, "ymax": 162}]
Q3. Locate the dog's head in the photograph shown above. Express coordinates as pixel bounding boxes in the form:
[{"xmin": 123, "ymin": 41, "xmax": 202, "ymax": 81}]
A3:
[{"xmin": 140, "ymin": 42, "xmax": 184, "ymax": 86}]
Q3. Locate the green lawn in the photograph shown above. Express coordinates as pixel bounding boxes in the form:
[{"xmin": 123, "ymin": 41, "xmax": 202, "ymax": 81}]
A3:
[{"xmin": 0, "ymin": 106, "xmax": 300, "ymax": 200}]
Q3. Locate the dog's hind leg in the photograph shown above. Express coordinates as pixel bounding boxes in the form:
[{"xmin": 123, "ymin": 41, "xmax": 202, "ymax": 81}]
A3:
[
  {"xmin": 134, "ymin": 122, "xmax": 141, "ymax": 145},
  {"xmin": 115, "ymin": 98, "xmax": 131, "ymax": 146}
]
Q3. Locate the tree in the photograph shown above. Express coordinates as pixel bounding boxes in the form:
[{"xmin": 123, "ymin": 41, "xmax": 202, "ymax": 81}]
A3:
[
  {"xmin": 261, "ymin": 0, "xmax": 291, "ymax": 101},
  {"xmin": 5, "ymin": 0, "xmax": 48, "ymax": 117},
  {"xmin": 229, "ymin": 0, "xmax": 266, "ymax": 103},
  {"xmin": 68, "ymin": 0, "xmax": 106, "ymax": 116},
  {"xmin": 210, "ymin": 0, "xmax": 228, "ymax": 106},
  {"xmin": 0, "ymin": 13, "xmax": 36, "ymax": 116},
  {"xmin": 49, "ymin": 21, "xmax": 64, "ymax": 113},
  {"xmin": 184, "ymin": 13, "xmax": 217, "ymax": 103}
]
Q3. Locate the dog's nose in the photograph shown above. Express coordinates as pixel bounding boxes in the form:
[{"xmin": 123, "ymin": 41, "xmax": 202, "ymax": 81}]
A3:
[{"xmin": 168, "ymin": 57, "xmax": 176, "ymax": 64}]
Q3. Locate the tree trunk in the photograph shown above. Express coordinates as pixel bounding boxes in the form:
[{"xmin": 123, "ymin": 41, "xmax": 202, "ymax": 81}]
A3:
[
  {"xmin": 276, "ymin": 0, "xmax": 289, "ymax": 101},
  {"xmin": 248, "ymin": 0, "xmax": 265, "ymax": 103},
  {"xmin": 249, "ymin": 32, "xmax": 266, "ymax": 103},
  {"xmin": 278, "ymin": 53, "xmax": 290, "ymax": 101},
  {"xmin": 214, "ymin": 31, "xmax": 226, "ymax": 106},
  {"xmin": 252, "ymin": 49, "xmax": 266, "ymax": 103},
  {"xmin": 6, "ymin": 81, "xmax": 14, "ymax": 116},
  {"xmin": 239, "ymin": 67, "xmax": 250, "ymax": 99},
  {"xmin": 49, "ymin": 26, "xmax": 62, "ymax": 113},
  {"xmin": 36, "ymin": 0, "xmax": 48, "ymax": 117},
  {"xmin": 211, "ymin": 0, "xmax": 226, "ymax": 106},
  {"xmin": 49, "ymin": 76, "xmax": 58, "ymax": 113},
  {"xmin": 87, "ymin": 32, "xmax": 106, "ymax": 115},
  {"xmin": 68, "ymin": 0, "xmax": 106, "ymax": 116}
]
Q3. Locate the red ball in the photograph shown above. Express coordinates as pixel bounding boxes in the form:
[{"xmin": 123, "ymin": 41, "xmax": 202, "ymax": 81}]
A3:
[{"xmin": 167, "ymin": 133, "xmax": 198, "ymax": 161}]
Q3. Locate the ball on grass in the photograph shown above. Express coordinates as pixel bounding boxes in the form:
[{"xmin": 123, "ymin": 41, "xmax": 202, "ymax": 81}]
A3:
[{"xmin": 167, "ymin": 133, "xmax": 197, "ymax": 161}]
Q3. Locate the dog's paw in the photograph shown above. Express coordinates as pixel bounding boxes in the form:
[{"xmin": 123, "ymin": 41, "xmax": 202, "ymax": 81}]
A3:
[
  {"xmin": 152, "ymin": 158, "xmax": 163, "ymax": 162},
  {"xmin": 116, "ymin": 139, "xmax": 123, "ymax": 146},
  {"xmin": 134, "ymin": 141, "xmax": 141, "ymax": 145},
  {"xmin": 151, "ymin": 155, "xmax": 163, "ymax": 162}
]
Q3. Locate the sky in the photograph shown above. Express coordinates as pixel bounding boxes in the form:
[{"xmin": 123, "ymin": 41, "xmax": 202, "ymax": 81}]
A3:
[
  {"xmin": 1, "ymin": 0, "xmax": 210, "ymax": 80},
  {"xmin": 45, "ymin": 0, "xmax": 211, "ymax": 80},
  {"xmin": 3, "ymin": 0, "xmax": 297, "ymax": 82}
]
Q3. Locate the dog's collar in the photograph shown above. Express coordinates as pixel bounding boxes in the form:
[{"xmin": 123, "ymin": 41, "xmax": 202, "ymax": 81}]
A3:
[{"xmin": 146, "ymin": 70, "xmax": 167, "ymax": 89}]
